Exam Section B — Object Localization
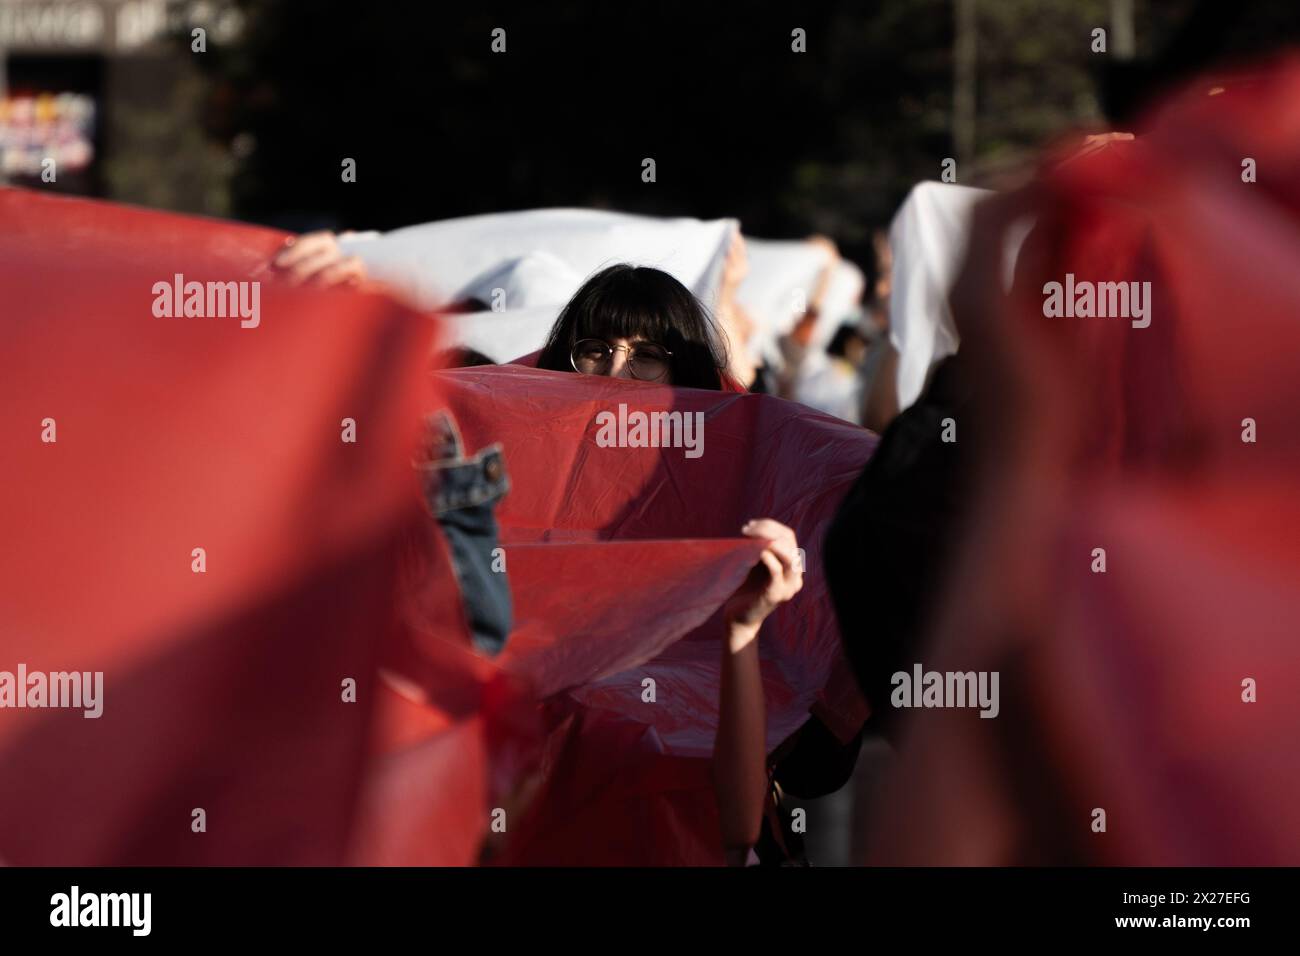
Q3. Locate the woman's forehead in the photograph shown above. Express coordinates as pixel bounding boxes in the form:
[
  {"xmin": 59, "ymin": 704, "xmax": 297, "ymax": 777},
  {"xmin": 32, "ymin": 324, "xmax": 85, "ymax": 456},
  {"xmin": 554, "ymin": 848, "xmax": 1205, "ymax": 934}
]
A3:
[{"xmin": 584, "ymin": 332, "xmax": 661, "ymax": 345}]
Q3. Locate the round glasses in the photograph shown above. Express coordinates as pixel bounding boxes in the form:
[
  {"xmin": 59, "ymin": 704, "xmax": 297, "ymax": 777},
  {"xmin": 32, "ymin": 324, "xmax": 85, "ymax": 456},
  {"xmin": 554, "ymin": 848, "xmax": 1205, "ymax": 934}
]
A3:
[{"xmin": 570, "ymin": 338, "xmax": 673, "ymax": 381}]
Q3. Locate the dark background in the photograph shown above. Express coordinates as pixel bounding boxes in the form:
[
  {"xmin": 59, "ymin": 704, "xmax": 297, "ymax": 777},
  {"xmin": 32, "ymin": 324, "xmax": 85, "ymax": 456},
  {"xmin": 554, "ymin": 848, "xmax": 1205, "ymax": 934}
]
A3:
[
  {"xmin": 195, "ymin": 0, "xmax": 1300, "ymax": 266},
  {"xmin": 8, "ymin": 0, "xmax": 1300, "ymax": 272}
]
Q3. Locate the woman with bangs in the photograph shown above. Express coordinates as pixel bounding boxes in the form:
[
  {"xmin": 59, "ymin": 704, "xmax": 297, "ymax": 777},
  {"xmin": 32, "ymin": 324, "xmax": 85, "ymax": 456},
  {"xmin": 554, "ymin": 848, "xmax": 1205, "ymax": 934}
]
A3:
[{"xmin": 537, "ymin": 262, "xmax": 803, "ymax": 865}]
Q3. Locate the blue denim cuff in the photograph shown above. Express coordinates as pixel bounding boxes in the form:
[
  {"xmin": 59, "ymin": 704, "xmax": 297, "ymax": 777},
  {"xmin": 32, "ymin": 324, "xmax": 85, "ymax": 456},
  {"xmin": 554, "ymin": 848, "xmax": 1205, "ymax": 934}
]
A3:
[{"xmin": 418, "ymin": 411, "xmax": 512, "ymax": 655}]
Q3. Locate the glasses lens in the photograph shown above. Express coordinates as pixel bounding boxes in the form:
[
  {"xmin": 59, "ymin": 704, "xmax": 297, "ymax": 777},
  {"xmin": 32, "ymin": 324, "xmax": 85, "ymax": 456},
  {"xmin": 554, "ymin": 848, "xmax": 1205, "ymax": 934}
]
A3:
[
  {"xmin": 630, "ymin": 344, "xmax": 669, "ymax": 380},
  {"xmin": 572, "ymin": 339, "xmax": 610, "ymax": 374}
]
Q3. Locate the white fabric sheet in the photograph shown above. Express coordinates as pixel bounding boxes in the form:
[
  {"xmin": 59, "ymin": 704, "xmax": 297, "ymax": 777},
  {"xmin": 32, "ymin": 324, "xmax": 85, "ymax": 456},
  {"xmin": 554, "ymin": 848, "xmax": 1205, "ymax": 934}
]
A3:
[
  {"xmin": 887, "ymin": 181, "xmax": 991, "ymax": 411},
  {"xmin": 338, "ymin": 209, "xmax": 878, "ymax": 399},
  {"xmin": 339, "ymin": 209, "xmax": 736, "ymax": 363},
  {"xmin": 738, "ymin": 239, "xmax": 864, "ymax": 363}
]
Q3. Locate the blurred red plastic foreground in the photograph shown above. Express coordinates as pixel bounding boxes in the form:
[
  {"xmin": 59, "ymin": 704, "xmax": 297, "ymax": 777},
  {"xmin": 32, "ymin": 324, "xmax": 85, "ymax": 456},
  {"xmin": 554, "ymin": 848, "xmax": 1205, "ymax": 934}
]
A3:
[
  {"xmin": 0, "ymin": 188, "xmax": 442, "ymax": 864},
  {"xmin": 868, "ymin": 58, "xmax": 1300, "ymax": 864}
]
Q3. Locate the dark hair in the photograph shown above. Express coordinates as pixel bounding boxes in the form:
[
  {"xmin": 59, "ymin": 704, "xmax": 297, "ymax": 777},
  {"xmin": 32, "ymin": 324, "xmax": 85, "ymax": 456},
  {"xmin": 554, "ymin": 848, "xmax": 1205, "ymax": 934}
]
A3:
[
  {"xmin": 446, "ymin": 346, "xmax": 496, "ymax": 368},
  {"xmin": 537, "ymin": 264, "xmax": 727, "ymax": 390},
  {"xmin": 826, "ymin": 324, "xmax": 867, "ymax": 359}
]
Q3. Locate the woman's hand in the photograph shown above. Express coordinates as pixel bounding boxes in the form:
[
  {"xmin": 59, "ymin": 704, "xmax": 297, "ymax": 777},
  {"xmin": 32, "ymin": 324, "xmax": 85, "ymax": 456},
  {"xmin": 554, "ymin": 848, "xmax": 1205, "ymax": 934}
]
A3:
[
  {"xmin": 724, "ymin": 519, "xmax": 803, "ymax": 641},
  {"xmin": 271, "ymin": 231, "xmax": 367, "ymax": 287},
  {"xmin": 806, "ymin": 234, "xmax": 841, "ymax": 264}
]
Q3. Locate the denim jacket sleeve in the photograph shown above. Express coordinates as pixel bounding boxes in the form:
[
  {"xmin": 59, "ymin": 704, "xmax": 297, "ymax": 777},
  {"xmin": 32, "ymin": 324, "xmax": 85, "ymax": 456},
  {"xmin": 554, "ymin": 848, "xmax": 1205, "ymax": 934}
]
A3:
[{"xmin": 417, "ymin": 410, "xmax": 512, "ymax": 656}]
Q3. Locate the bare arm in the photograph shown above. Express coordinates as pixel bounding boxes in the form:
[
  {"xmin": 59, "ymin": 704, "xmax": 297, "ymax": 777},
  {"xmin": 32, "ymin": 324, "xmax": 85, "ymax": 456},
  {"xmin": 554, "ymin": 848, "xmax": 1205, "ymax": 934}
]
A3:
[
  {"xmin": 715, "ymin": 616, "xmax": 768, "ymax": 853},
  {"xmin": 717, "ymin": 228, "xmax": 758, "ymax": 388},
  {"xmin": 806, "ymin": 235, "xmax": 841, "ymax": 312},
  {"xmin": 861, "ymin": 341, "xmax": 900, "ymax": 433},
  {"xmin": 713, "ymin": 519, "xmax": 803, "ymax": 862}
]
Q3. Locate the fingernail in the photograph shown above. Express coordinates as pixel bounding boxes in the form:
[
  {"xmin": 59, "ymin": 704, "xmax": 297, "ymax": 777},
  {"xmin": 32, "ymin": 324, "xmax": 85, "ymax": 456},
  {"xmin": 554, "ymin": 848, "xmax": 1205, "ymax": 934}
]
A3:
[{"xmin": 283, "ymin": 236, "xmax": 296, "ymax": 247}]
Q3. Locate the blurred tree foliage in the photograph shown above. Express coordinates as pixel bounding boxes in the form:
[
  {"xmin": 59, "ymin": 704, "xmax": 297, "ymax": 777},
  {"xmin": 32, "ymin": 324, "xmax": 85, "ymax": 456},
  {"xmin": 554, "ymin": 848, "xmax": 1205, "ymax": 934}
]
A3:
[
  {"xmin": 188, "ymin": 0, "xmax": 1296, "ymax": 268},
  {"xmin": 104, "ymin": 61, "xmax": 235, "ymax": 217}
]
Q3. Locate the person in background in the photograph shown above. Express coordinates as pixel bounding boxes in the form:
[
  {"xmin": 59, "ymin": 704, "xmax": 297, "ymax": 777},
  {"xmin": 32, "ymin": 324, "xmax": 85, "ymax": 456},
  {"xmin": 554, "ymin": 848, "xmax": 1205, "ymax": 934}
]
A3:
[
  {"xmin": 860, "ymin": 228, "xmax": 900, "ymax": 433},
  {"xmin": 792, "ymin": 323, "xmax": 870, "ymax": 423},
  {"xmin": 774, "ymin": 235, "xmax": 844, "ymax": 401}
]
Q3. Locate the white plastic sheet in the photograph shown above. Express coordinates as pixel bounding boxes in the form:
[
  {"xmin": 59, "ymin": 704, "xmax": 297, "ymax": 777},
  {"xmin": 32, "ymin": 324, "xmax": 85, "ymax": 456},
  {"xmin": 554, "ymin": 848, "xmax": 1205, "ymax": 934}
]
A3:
[
  {"xmin": 339, "ymin": 208, "xmax": 736, "ymax": 362},
  {"xmin": 887, "ymin": 181, "xmax": 991, "ymax": 410},
  {"xmin": 738, "ymin": 239, "xmax": 864, "ymax": 362}
]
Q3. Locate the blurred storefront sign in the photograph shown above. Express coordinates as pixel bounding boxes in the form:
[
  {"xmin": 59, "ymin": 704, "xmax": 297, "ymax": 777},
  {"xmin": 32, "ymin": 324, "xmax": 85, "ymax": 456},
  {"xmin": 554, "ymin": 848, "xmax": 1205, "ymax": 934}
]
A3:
[
  {"xmin": 0, "ymin": 0, "xmax": 241, "ymax": 55},
  {"xmin": 0, "ymin": 0, "xmax": 241, "ymax": 201},
  {"xmin": 0, "ymin": 90, "xmax": 94, "ymax": 176}
]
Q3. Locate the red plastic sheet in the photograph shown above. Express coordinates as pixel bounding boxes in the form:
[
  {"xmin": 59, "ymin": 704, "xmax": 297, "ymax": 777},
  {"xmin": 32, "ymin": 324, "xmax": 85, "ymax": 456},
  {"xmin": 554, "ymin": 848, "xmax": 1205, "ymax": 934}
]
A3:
[
  {"xmin": 868, "ymin": 58, "xmax": 1300, "ymax": 864},
  {"xmin": 447, "ymin": 365, "xmax": 873, "ymax": 740},
  {"xmin": 1, "ymin": 189, "xmax": 875, "ymax": 865},
  {"xmin": 435, "ymin": 365, "xmax": 876, "ymax": 864},
  {"xmin": 0, "ymin": 188, "xmax": 447, "ymax": 864}
]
